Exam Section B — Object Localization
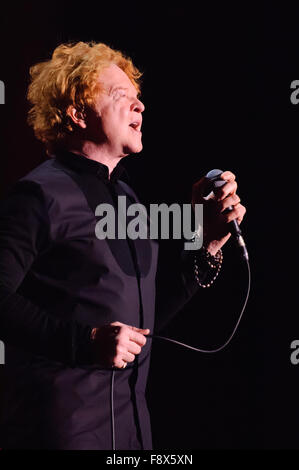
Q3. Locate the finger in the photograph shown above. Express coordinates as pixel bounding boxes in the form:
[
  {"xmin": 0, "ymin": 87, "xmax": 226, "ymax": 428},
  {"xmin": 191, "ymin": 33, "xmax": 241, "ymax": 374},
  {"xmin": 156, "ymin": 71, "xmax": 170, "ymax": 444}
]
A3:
[
  {"xmin": 114, "ymin": 344, "xmax": 136, "ymax": 364},
  {"xmin": 127, "ymin": 341, "xmax": 142, "ymax": 355},
  {"xmin": 237, "ymin": 205, "xmax": 247, "ymax": 224},
  {"xmin": 128, "ymin": 330, "xmax": 148, "ymax": 347},
  {"xmin": 223, "ymin": 204, "xmax": 246, "ymax": 223},
  {"xmin": 114, "ymin": 359, "xmax": 129, "ymax": 369},
  {"xmin": 130, "ymin": 326, "xmax": 150, "ymax": 335},
  {"xmin": 215, "ymin": 180, "xmax": 237, "ymax": 200},
  {"xmin": 217, "ymin": 194, "xmax": 240, "ymax": 212},
  {"xmin": 220, "ymin": 171, "xmax": 236, "ymax": 182},
  {"xmin": 121, "ymin": 351, "xmax": 135, "ymax": 363}
]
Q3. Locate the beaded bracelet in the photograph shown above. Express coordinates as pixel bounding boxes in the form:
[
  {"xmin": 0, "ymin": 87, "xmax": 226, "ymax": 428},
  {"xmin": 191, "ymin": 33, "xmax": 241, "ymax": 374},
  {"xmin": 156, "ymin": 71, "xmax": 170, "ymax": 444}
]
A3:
[{"xmin": 194, "ymin": 246, "xmax": 223, "ymax": 288}]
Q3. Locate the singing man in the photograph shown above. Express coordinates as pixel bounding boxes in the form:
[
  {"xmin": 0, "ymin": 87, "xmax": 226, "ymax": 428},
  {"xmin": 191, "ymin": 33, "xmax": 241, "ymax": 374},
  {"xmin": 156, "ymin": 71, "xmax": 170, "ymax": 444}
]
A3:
[{"xmin": 0, "ymin": 41, "xmax": 246, "ymax": 449}]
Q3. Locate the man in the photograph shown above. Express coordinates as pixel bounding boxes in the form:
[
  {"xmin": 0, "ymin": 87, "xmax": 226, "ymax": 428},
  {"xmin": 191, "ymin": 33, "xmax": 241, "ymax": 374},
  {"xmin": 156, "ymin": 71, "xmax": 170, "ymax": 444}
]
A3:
[{"xmin": 0, "ymin": 41, "xmax": 246, "ymax": 449}]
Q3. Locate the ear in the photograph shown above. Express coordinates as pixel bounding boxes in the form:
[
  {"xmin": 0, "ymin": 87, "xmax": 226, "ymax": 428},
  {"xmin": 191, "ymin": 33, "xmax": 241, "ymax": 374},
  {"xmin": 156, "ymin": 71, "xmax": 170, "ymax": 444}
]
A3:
[{"xmin": 66, "ymin": 105, "xmax": 87, "ymax": 129}]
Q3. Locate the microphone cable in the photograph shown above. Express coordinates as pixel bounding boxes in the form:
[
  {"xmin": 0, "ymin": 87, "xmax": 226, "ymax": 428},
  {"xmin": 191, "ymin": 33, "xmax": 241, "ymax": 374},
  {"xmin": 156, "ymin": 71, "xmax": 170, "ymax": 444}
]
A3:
[
  {"xmin": 110, "ymin": 368, "xmax": 116, "ymax": 451},
  {"xmin": 148, "ymin": 256, "xmax": 251, "ymax": 353},
  {"xmin": 110, "ymin": 256, "xmax": 251, "ymax": 449}
]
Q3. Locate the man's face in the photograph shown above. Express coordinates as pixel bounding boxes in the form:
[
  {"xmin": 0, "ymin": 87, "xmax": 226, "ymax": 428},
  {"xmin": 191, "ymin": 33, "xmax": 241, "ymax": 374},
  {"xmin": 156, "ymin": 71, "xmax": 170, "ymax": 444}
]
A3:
[{"xmin": 88, "ymin": 64, "xmax": 145, "ymax": 158}]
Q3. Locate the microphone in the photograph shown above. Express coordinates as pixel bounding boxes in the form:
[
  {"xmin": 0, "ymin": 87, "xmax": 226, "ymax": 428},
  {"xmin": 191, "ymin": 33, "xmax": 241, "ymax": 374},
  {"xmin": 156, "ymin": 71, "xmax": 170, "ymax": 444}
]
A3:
[{"xmin": 205, "ymin": 169, "xmax": 249, "ymax": 261}]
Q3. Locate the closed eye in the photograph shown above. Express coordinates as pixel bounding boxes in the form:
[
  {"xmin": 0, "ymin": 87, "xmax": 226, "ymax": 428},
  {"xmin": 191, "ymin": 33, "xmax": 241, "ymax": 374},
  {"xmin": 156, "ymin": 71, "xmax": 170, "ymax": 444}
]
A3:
[{"xmin": 112, "ymin": 88, "xmax": 127, "ymax": 100}]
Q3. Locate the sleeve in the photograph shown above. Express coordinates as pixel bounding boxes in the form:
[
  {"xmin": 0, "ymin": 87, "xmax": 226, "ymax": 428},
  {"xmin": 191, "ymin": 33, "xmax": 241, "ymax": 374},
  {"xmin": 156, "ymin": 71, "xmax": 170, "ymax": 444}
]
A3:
[
  {"xmin": 154, "ymin": 238, "xmax": 216, "ymax": 333},
  {"xmin": 0, "ymin": 181, "xmax": 94, "ymax": 366}
]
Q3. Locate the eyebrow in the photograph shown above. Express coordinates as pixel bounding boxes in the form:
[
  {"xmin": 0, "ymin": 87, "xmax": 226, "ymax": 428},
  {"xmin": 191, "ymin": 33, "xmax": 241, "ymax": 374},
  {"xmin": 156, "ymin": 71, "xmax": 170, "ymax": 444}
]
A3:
[
  {"xmin": 109, "ymin": 86, "xmax": 141, "ymax": 99},
  {"xmin": 109, "ymin": 86, "xmax": 128, "ymax": 95}
]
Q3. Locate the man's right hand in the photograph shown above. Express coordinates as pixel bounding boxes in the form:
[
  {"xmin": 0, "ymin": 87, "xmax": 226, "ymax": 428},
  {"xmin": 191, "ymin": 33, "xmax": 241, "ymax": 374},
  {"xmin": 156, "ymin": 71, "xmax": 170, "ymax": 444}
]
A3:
[{"xmin": 90, "ymin": 321, "xmax": 150, "ymax": 369}]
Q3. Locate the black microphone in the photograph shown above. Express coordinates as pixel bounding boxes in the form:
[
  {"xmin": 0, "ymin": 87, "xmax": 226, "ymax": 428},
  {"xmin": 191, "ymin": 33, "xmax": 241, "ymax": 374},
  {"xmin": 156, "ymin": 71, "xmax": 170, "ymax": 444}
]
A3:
[{"xmin": 205, "ymin": 169, "xmax": 249, "ymax": 261}]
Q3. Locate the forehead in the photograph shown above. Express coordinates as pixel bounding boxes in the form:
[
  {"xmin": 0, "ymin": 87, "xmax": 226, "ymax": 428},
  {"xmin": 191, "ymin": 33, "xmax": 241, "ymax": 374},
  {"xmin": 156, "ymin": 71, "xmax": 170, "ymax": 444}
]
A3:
[{"xmin": 97, "ymin": 63, "xmax": 136, "ymax": 93}]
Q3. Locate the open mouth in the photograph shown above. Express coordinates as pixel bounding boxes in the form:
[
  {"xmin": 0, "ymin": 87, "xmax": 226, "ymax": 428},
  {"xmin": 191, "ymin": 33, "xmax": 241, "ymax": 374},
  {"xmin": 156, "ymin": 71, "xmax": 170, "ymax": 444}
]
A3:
[{"xmin": 129, "ymin": 121, "xmax": 141, "ymax": 132}]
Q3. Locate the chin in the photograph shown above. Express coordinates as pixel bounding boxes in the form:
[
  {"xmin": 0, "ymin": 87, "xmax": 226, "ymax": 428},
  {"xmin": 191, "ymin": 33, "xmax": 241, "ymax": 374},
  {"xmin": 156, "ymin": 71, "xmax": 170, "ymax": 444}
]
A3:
[
  {"xmin": 123, "ymin": 143, "xmax": 143, "ymax": 155},
  {"xmin": 134, "ymin": 144, "xmax": 143, "ymax": 154}
]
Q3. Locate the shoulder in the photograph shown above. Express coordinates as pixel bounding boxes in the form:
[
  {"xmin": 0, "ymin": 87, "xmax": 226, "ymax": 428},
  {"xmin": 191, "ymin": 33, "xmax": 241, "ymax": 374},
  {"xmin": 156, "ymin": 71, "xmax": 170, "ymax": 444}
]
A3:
[
  {"xmin": 20, "ymin": 158, "xmax": 73, "ymax": 194},
  {"xmin": 16, "ymin": 157, "xmax": 85, "ymax": 211},
  {"xmin": 0, "ymin": 157, "xmax": 80, "ymax": 221}
]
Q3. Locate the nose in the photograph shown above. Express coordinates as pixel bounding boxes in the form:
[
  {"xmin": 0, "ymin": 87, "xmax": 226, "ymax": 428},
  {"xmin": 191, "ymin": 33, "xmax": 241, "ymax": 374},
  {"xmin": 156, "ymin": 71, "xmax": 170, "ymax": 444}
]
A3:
[{"xmin": 131, "ymin": 97, "xmax": 145, "ymax": 113}]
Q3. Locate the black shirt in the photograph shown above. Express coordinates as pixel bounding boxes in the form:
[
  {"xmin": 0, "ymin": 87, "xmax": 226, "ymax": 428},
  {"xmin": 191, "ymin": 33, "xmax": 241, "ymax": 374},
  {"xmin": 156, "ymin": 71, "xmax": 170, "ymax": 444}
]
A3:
[{"xmin": 0, "ymin": 151, "xmax": 209, "ymax": 449}]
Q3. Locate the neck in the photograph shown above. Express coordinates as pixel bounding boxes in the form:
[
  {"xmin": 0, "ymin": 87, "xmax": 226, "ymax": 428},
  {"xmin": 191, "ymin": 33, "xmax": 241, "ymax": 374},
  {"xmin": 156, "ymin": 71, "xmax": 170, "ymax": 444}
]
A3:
[{"xmin": 64, "ymin": 139, "xmax": 126, "ymax": 177}]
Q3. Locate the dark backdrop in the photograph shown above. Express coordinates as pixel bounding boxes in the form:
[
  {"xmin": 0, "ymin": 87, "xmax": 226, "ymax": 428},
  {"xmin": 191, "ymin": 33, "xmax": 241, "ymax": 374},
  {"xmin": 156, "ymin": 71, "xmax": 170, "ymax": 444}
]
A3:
[{"xmin": 0, "ymin": 1, "xmax": 298, "ymax": 449}]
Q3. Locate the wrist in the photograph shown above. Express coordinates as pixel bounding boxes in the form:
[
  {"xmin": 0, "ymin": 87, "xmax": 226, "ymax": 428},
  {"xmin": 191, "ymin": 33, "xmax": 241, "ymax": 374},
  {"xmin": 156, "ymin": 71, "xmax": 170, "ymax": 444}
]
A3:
[
  {"xmin": 194, "ymin": 245, "xmax": 223, "ymax": 288},
  {"xmin": 205, "ymin": 241, "xmax": 222, "ymax": 257}
]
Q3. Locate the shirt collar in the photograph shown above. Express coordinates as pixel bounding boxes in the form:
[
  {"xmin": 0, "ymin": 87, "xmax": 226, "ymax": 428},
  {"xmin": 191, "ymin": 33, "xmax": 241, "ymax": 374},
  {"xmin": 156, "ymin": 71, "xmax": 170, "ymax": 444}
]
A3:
[{"xmin": 55, "ymin": 150, "xmax": 128, "ymax": 182}]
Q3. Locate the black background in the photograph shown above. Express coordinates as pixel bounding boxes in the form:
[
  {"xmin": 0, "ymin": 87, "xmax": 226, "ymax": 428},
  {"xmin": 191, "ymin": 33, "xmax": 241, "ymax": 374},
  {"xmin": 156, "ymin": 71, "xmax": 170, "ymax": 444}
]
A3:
[{"xmin": 0, "ymin": 1, "xmax": 298, "ymax": 449}]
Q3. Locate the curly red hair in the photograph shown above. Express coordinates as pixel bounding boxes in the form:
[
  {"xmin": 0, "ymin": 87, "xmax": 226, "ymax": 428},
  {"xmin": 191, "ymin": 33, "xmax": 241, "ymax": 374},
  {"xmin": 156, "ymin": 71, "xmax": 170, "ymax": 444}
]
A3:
[{"xmin": 27, "ymin": 41, "xmax": 142, "ymax": 146}]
